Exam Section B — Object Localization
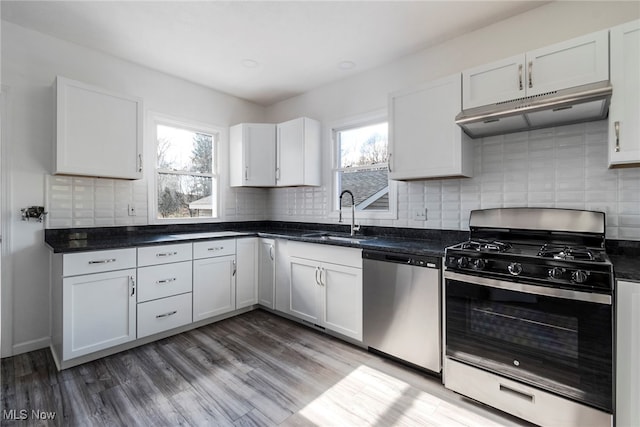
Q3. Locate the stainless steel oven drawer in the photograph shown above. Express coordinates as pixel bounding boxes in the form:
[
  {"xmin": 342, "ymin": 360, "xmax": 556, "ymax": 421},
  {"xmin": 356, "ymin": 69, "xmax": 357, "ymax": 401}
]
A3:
[{"xmin": 444, "ymin": 358, "xmax": 611, "ymax": 427}]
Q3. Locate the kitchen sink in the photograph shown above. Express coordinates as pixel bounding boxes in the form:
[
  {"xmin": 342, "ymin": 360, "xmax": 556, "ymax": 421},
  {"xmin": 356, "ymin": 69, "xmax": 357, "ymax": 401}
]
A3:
[{"xmin": 301, "ymin": 232, "xmax": 375, "ymax": 244}]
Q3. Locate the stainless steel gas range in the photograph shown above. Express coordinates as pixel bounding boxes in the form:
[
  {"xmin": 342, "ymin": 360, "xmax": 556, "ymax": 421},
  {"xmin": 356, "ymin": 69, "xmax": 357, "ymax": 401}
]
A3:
[{"xmin": 443, "ymin": 208, "xmax": 613, "ymax": 427}]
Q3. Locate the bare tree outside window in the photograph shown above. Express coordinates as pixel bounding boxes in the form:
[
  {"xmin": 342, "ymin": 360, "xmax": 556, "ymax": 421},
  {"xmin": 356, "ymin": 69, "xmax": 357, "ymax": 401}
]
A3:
[
  {"xmin": 336, "ymin": 122, "xmax": 389, "ymax": 211},
  {"xmin": 156, "ymin": 124, "xmax": 217, "ymax": 219}
]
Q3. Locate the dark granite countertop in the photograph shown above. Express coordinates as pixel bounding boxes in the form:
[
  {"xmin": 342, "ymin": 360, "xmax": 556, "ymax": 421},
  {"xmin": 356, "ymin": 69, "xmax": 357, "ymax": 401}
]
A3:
[
  {"xmin": 44, "ymin": 221, "xmax": 466, "ymax": 258},
  {"xmin": 44, "ymin": 221, "xmax": 640, "ymax": 280},
  {"xmin": 606, "ymin": 240, "xmax": 640, "ymax": 282}
]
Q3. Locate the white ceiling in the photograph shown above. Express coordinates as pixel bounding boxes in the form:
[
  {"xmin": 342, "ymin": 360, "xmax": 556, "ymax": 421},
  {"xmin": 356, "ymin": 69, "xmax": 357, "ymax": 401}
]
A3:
[{"xmin": 1, "ymin": 1, "xmax": 547, "ymax": 106}]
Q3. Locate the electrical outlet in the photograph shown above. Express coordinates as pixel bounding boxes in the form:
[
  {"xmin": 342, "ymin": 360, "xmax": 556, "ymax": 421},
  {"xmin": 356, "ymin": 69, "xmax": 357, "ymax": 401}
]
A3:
[
  {"xmin": 128, "ymin": 204, "xmax": 136, "ymax": 216},
  {"xmin": 413, "ymin": 208, "xmax": 427, "ymax": 221}
]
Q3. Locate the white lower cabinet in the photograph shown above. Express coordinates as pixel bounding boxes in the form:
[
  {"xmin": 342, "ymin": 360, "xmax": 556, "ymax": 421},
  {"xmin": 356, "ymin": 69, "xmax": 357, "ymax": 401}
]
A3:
[
  {"xmin": 137, "ymin": 293, "xmax": 193, "ymax": 339},
  {"xmin": 258, "ymin": 239, "xmax": 276, "ymax": 309},
  {"xmin": 62, "ymin": 268, "xmax": 137, "ymax": 360},
  {"xmin": 616, "ymin": 279, "xmax": 640, "ymax": 427},
  {"xmin": 287, "ymin": 242, "xmax": 363, "ymax": 341},
  {"xmin": 193, "ymin": 245, "xmax": 236, "ymax": 322},
  {"xmin": 236, "ymin": 238, "xmax": 259, "ymax": 309}
]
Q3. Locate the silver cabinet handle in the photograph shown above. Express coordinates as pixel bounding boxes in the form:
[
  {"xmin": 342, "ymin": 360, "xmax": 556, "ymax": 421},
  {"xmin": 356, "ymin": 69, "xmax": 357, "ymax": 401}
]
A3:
[
  {"xmin": 276, "ymin": 128, "xmax": 281, "ymax": 182},
  {"xmin": 615, "ymin": 121, "xmax": 620, "ymax": 152},
  {"xmin": 232, "ymin": 259, "xmax": 237, "ymax": 276},
  {"xmin": 319, "ymin": 267, "xmax": 325, "ymax": 286},
  {"xmin": 207, "ymin": 246, "xmax": 224, "ymax": 252},
  {"xmin": 138, "ymin": 154, "xmax": 143, "ymax": 173},
  {"xmin": 130, "ymin": 275, "xmax": 136, "ymax": 296},
  {"xmin": 156, "ymin": 310, "xmax": 177, "ymax": 319},
  {"xmin": 528, "ymin": 61, "xmax": 533, "ymax": 89},
  {"xmin": 315, "ymin": 266, "xmax": 320, "ymax": 285},
  {"xmin": 156, "ymin": 278, "xmax": 176, "ymax": 285},
  {"xmin": 156, "ymin": 251, "xmax": 177, "ymax": 257},
  {"xmin": 245, "ymin": 166, "xmax": 248, "ymax": 181},
  {"xmin": 518, "ymin": 64, "xmax": 523, "ymax": 91},
  {"xmin": 89, "ymin": 258, "xmax": 116, "ymax": 264},
  {"xmin": 269, "ymin": 244, "xmax": 274, "ymax": 261},
  {"xmin": 388, "ymin": 153, "xmax": 392, "ymax": 173}
]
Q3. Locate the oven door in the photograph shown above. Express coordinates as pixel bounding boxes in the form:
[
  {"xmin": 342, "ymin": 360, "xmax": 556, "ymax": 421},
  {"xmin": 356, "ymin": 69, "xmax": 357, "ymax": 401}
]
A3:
[{"xmin": 444, "ymin": 271, "xmax": 612, "ymax": 412}]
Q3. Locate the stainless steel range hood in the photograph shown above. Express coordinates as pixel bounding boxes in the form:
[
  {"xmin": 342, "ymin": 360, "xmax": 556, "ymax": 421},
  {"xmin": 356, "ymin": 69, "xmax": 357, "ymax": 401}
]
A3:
[{"xmin": 455, "ymin": 81, "xmax": 612, "ymax": 139}]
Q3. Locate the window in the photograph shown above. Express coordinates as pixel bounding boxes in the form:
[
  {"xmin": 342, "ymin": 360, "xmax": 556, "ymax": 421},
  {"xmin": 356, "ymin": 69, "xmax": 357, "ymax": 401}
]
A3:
[
  {"xmin": 333, "ymin": 111, "xmax": 396, "ymax": 219},
  {"xmin": 152, "ymin": 117, "xmax": 219, "ymax": 221}
]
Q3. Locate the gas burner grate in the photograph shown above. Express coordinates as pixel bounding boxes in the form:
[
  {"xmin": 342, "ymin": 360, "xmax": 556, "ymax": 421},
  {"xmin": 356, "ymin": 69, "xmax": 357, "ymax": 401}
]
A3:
[
  {"xmin": 537, "ymin": 244, "xmax": 598, "ymax": 261},
  {"xmin": 461, "ymin": 240, "xmax": 512, "ymax": 252}
]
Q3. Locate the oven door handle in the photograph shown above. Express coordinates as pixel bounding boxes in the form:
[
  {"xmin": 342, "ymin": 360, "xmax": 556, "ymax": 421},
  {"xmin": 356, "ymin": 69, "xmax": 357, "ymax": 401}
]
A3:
[{"xmin": 444, "ymin": 271, "xmax": 611, "ymax": 305}]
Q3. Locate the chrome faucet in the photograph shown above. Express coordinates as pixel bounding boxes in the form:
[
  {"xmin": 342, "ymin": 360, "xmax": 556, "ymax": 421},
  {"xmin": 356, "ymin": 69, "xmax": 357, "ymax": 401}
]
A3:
[{"xmin": 339, "ymin": 190, "xmax": 361, "ymax": 236}]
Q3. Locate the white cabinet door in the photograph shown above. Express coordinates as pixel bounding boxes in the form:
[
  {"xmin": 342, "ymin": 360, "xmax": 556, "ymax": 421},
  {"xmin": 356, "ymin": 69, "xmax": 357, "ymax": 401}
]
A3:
[
  {"xmin": 276, "ymin": 117, "xmax": 321, "ymax": 187},
  {"xmin": 616, "ymin": 280, "xmax": 640, "ymax": 427},
  {"xmin": 236, "ymin": 238, "xmax": 258, "ymax": 309},
  {"xmin": 193, "ymin": 255, "xmax": 236, "ymax": 321},
  {"xmin": 258, "ymin": 239, "xmax": 275, "ymax": 309},
  {"xmin": 229, "ymin": 123, "xmax": 276, "ymax": 187},
  {"xmin": 462, "ymin": 30, "xmax": 608, "ymax": 109},
  {"xmin": 289, "ymin": 257, "xmax": 321, "ymax": 324},
  {"xmin": 609, "ymin": 20, "xmax": 640, "ymax": 167},
  {"xmin": 275, "ymin": 239, "xmax": 292, "ymax": 314},
  {"xmin": 462, "ymin": 54, "xmax": 525, "ymax": 109},
  {"xmin": 62, "ymin": 269, "xmax": 136, "ymax": 359},
  {"xmin": 389, "ymin": 73, "xmax": 472, "ymax": 180},
  {"xmin": 321, "ymin": 263, "xmax": 363, "ymax": 341},
  {"xmin": 55, "ymin": 76, "xmax": 143, "ymax": 179},
  {"xmin": 526, "ymin": 30, "xmax": 608, "ymax": 97}
]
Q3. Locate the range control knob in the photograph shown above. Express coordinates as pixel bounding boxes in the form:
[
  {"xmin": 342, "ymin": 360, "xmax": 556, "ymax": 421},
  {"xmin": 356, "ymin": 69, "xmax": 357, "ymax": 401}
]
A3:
[
  {"xmin": 457, "ymin": 257, "xmax": 469, "ymax": 268},
  {"xmin": 548, "ymin": 267, "xmax": 565, "ymax": 280},
  {"xmin": 508, "ymin": 262, "xmax": 523, "ymax": 276},
  {"xmin": 472, "ymin": 259, "xmax": 486, "ymax": 270},
  {"xmin": 572, "ymin": 270, "xmax": 589, "ymax": 284}
]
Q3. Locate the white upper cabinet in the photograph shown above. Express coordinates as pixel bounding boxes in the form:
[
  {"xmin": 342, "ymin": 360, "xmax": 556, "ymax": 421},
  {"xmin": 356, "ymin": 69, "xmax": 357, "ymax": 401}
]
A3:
[
  {"xmin": 462, "ymin": 55, "xmax": 525, "ymax": 109},
  {"xmin": 55, "ymin": 76, "xmax": 143, "ymax": 179},
  {"xmin": 276, "ymin": 117, "xmax": 321, "ymax": 187},
  {"xmin": 609, "ymin": 20, "xmax": 640, "ymax": 167},
  {"xmin": 229, "ymin": 117, "xmax": 321, "ymax": 187},
  {"xmin": 463, "ymin": 30, "xmax": 609, "ymax": 109},
  {"xmin": 389, "ymin": 73, "xmax": 473, "ymax": 180},
  {"xmin": 229, "ymin": 123, "xmax": 276, "ymax": 187}
]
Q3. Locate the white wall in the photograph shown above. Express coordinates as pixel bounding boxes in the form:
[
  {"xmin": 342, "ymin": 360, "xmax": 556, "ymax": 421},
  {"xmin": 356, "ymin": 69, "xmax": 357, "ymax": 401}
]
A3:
[
  {"xmin": 0, "ymin": 21, "xmax": 266, "ymax": 356},
  {"xmin": 264, "ymin": 1, "xmax": 640, "ymax": 238}
]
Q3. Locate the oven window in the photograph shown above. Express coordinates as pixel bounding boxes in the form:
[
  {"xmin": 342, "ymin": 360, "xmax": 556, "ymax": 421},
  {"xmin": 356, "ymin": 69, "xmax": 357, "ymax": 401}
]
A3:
[
  {"xmin": 469, "ymin": 300, "xmax": 578, "ymax": 360},
  {"xmin": 446, "ymin": 279, "xmax": 612, "ymax": 412}
]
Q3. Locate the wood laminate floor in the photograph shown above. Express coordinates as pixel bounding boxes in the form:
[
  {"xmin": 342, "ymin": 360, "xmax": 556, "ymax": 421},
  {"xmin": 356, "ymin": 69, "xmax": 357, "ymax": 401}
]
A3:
[{"xmin": 1, "ymin": 310, "xmax": 531, "ymax": 426}]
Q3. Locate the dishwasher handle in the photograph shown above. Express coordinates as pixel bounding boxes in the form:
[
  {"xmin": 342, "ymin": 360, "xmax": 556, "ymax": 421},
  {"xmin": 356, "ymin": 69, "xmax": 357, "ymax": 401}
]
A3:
[{"xmin": 362, "ymin": 250, "xmax": 440, "ymax": 269}]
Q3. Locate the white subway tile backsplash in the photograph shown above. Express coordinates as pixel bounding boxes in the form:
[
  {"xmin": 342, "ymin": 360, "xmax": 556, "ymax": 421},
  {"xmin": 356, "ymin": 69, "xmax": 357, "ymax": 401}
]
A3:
[{"xmin": 44, "ymin": 122, "xmax": 639, "ymax": 240}]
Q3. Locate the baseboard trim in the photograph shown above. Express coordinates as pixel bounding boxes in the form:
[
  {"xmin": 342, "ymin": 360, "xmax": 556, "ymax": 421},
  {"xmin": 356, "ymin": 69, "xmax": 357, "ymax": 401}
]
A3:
[{"xmin": 11, "ymin": 337, "xmax": 50, "ymax": 356}]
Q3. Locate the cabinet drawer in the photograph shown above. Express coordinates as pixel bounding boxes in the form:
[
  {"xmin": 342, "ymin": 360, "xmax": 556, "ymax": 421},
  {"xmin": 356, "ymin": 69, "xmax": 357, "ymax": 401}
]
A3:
[
  {"xmin": 193, "ymin": 239, "xmax": 236, "ymax": 259},
  {"xmin": 138, "ymin": 243, "xmax": 192, "ymax": 267},
  {"xmin": 445, "ymin": 359, "xmax": 611, "ymax": 427},
  {"xmin": 137, "ymin": 293, "xmax": 192, "ymax": 338},
  {"xmin": 63, "ymin": 248, "xmax": 136, "ymax": 277},
  {"xmin": 137, "ymin": 261, "xmax": 193, "ymax": 303}
]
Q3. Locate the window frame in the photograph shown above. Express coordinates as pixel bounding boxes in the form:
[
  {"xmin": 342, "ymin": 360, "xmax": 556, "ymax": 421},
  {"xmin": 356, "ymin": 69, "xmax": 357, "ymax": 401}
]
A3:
[
  {"xmin": 147, "ymin": 112, "xmax": 225, "ymax": 224},
  {"xmin": 329, "ymin": 109, "xmax": 397, "ymax": 221}
]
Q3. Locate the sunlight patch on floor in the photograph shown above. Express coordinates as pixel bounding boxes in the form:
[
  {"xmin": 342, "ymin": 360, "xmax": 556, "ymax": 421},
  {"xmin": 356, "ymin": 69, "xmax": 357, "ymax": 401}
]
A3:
[{"xmin": 295, "ymin": 364, "xmax": 508, "ymax": 426}]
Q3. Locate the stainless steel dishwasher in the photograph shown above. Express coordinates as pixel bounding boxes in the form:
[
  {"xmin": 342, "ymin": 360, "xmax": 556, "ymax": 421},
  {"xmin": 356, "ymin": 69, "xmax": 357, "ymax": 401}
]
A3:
[{"xmin": 363, "ymin": 249, "xmax": 441, "ymax": 373}]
